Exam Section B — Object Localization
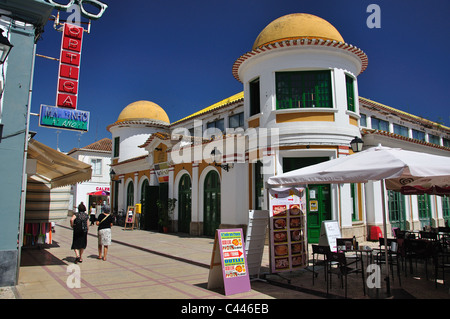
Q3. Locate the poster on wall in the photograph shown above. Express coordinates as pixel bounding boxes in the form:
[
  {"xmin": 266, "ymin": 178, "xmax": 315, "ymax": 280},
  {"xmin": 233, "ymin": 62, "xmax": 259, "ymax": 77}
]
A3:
[{"xmin": 269, "ymin": 187, "xmax": 307, "ymax": 273}]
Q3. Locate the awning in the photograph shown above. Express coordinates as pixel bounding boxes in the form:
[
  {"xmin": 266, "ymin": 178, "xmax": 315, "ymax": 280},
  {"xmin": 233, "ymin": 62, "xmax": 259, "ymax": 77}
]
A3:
[
  {"xmin": 27, "ymin": 139, "xmax": 92, "ymax": 188},
  {"xmin": 88, "ymin": 190, "xmax": 110, "ymax": 196}
]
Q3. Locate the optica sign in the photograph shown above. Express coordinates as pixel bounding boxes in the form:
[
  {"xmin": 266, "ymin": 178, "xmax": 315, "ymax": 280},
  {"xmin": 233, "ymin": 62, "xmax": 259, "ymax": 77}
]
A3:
[{"xmin": 56, "ymin": 23, "xmax": 84, "ymax": 109}]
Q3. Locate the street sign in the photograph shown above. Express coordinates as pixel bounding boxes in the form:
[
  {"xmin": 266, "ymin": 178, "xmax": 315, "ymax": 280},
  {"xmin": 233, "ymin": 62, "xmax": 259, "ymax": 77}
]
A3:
[{"xmin": 39, "ymin": 104, "xmax": 90, "ymax": 132}]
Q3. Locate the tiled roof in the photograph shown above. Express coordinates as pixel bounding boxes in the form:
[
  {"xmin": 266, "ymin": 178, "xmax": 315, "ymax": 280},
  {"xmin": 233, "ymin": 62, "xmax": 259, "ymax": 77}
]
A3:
[
  {"xmin": 362, "ymin": 129, "xmax": 450, "ymax": 152},
  {"xmin": 360, "ymin": 97, "xmax": 450, "ymax": 132},
  {"xmin": 68, "ymin": 138, "xmax": 112, "ymax": 154}
]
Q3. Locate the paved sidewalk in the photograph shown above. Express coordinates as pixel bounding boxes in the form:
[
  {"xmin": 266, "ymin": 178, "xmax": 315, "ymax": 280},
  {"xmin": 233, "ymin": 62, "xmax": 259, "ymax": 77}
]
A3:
[
  {"xmin": 13, "ymin": 218, "xmax": 321, "ymax": 300},
  {"xmin": 6, "ymin": 217, "xmax": 450, "ymax": 300}
]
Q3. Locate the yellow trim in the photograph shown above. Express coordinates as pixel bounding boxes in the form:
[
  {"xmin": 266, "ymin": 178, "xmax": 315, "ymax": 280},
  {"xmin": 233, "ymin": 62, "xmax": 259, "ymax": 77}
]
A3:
[
  {"xmin": 173, "ymin": 92, "xmax": 244, "ymax": 124},
  {"xmin": 357, "ymin": 184, "xmax": 363, "ymax": 221},
  {"xmin": 276, "ymin": 112, "xmax": 335, "ymax": 123},
  {"xmin": 248, "ymin": 117, "xmax": 260, "ymax": 128},
  {"xmin": 360, "ymin": 97, "xmax": 450, "ymax": 131},
  {"xmin": 349, "ymin": 116, "xmax": 358, "ymax": 126}
]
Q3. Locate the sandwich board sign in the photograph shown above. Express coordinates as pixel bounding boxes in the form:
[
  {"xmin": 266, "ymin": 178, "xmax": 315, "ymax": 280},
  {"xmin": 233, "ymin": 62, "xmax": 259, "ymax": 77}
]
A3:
[
  {"xmin": 319, "ymin": 220, "xmax": 341, "ymax": 252},
  {"xmin": 207, "ymin": 229, "xmax": 251, "ymax": 296}
]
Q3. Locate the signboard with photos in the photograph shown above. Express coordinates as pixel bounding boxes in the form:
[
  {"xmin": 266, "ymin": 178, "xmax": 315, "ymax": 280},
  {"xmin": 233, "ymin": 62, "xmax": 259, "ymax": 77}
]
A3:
[{"xmin": 269, "ymin": 187, "xmax": 307, "ymax": 273}]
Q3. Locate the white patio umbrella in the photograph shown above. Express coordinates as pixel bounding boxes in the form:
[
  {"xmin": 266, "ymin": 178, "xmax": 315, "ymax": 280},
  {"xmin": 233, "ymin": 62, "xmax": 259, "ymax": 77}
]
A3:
[
  {"xmin": 267, "ymin": 145, "xmax": 450, "ymax": 295},
  {"xmin": 268, "ymin": 145, "xmax": 450, "ymax": 193}
]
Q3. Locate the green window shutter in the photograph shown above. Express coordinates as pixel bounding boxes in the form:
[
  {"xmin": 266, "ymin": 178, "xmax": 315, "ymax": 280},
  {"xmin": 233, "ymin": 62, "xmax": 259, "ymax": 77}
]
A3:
[
  {"xmin": 346, "ymin": 75, "xmax": 355, "ymax": 112},
  {"xmin": 276, "ymin": 71, "xmax": 333, "ymax": 110}
]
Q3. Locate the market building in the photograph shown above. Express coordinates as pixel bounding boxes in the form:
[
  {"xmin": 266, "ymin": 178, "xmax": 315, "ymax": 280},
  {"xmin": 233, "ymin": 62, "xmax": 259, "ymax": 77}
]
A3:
[{"xmin": 108, "ymin": 13, "xmax": 450, "ymax": 243}]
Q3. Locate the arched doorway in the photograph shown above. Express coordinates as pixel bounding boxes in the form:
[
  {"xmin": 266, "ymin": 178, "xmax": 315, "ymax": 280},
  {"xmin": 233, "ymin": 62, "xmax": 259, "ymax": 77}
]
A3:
[
  {"xmin": 140, "ymin": 179, "xmax": 159, "ymax": 231},
  {"xmin": 178, "ymin": 174, "xmax": 192, "ymax": 233},
  {"xmin": 203, "ymin": 170, "xmax": 220, "ymax": 237},
  {"xmin": 126, "ymin": 181, "xmax": 134, "ymax": 207}
]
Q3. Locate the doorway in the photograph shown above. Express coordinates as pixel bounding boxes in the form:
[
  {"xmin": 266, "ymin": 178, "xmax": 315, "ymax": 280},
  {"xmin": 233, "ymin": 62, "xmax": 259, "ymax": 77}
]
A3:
[
  {"xmin": 282, "ymin": 157, "xmax": 331, "ymax": 243},
  {"xmin": 178, "ymin": 174, "xmax": 192, "ymax": 233},
  {"xmin": 203, "ymin": 170, "xmax": 221, "ymax": 237},
  {"xmin": 388, "ymin": 190, "xmax": 407, "ymax": 230},
  {"xmin": 418, "ymin": 194, "xmax": 432, "ymax": 228},
  {"xmin": 306, "ymin": 185, "xmax": 331, "ymax": 243},
  {"xmin": 142, "ymin": 184, "xmax": 159, "ymax": 231}
]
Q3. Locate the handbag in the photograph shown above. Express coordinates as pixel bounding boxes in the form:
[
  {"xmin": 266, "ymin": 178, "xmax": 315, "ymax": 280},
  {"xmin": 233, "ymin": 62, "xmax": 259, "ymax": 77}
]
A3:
[{"xmin": 98, "ymin": 214, "xmax": 110, "ymax": 225}]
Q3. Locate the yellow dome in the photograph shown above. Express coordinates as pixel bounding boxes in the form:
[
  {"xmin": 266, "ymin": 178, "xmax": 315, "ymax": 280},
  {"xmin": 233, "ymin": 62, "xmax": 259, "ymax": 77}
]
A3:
[
  {"xmin": 252, "ymin": 13, "xmax": 344, "ymax": 50},
  {"xmin": 117, "ymin": 100, "xmax": 170, "ymax": 124}
]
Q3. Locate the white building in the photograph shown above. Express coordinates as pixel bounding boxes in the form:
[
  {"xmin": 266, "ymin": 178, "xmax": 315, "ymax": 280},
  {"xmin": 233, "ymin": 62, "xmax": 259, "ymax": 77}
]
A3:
[
  {"xmin": 68, "ymin": 138, "xmax": 112, "ymax": 212},
  {"xmin": 106, "ymin": 13, "xmax": 450, "ymax": 241}
]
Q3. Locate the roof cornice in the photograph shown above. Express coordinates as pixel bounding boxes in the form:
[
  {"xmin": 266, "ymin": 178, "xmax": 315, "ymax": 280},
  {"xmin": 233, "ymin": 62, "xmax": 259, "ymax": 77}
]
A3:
[{"xmin": 232, "ymin": 38, "xmax": 368, "ymax": 82}]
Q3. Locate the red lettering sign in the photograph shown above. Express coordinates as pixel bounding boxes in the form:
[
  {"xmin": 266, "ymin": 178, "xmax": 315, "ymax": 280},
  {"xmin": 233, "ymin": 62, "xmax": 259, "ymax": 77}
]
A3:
[
  {"xmin": 58, "ymin": 78, "xmax": 78, "ymax": 94},
  {"xmin": 59, "ymin": 64, "xmax": 79, "ymax": 80},
  {"xmin": 56, "ymin": 23, "xmax": 84, "ymax": 109},
  {"xmin": 63, "ymin": 37, "xmax": 82, "ymax": 52},
  {"xmin": 61, "ymin": 50, "xmax": 80, "ymax": 66},
  {"xmin": 57, "ymin": 93, "xmax": 77, "ymax": 109},
  {"xmin": 64, "ymin": 24, "xmax": 83, "ymax": 40}
]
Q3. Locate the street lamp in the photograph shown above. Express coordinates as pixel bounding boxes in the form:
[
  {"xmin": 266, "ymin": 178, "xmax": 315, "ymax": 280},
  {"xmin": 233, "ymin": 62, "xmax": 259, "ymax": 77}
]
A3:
[
  {"xmin": 0, "ymin": 30, "xmax": 13, "ymax": 64},
  {"xmin": 210, "ymin": 147, "xmax": 232, "ymax": 172},
  {"xmin": 350, "ymin": 136, "xmax": 364, "ymax": 153}
]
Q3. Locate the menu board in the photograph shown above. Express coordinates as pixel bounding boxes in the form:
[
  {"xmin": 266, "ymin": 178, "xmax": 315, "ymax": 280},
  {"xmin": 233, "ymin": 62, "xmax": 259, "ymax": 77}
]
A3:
[
  {"xmin": 319, "ymin": 220, "xmax": 341, "ymax": 252},
  {"xmin": 269, "ymin": 187, "xmax": 307, "ymax": 273},
  {"xmin": 207, "ymin": 229, "xmax": 251, "ymax": 296}
]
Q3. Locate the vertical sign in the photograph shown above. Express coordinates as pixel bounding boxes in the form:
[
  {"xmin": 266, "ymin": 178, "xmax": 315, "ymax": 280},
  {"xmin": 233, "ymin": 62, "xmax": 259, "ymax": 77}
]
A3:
[
  {"xmin": 269, "ymin": 187, "xmax": 307, "ymax": 273},
  {"xmin": 207, "ymin": 229, "xmax": 251, "ymax": 296},
  {"xmin": 245, "ymin": 210, "xmax": 269, "ymax": 278},
  {"xmin": 56, "ymin": 23, "xmax": 84, "ymax": 109}
]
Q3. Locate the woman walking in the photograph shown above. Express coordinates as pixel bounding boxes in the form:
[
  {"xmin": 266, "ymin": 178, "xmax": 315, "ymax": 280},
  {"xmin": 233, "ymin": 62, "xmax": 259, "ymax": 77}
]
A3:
[
  {"xmin": 96, "ymin": 208, "xmax": 113, "ymax": 261},
  {"xmin": 70, "ymin": 202, "xmax": 89, "ymax": 263}
]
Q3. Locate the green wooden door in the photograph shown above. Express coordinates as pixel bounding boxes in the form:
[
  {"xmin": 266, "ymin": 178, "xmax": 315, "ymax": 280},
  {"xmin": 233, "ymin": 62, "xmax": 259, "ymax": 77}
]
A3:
[
  {"xmin": 307, "ymin": 185, "xmax": 331, "ymax": 243},
  {"xmin": 388, "ymin": 190, "xmax": 407, "ymax": 230},
  {"xmin": 418, "ymin": 194, "xmax": 432, "ymax": 228},
  {"xmin": 178, "ymin": 174, "xmax": 192, "ymax": 233},
  {"xmin": 282, "ymin": 157, "xmax": 331, "ymax": 244},
  {"xmin": 443, "ymin": 197, "xmax": 450, "ymax": 226},
  {"xmin": 203, "ymin": 171, "xmax": 221, "ymax": 237}
]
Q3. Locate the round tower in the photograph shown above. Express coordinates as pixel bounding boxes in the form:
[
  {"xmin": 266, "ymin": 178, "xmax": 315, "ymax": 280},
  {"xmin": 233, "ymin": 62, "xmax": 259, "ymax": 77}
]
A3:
[
  {"xmin": 107, "ymin": 100, "xmax": 170, "ymax": 162},
  {"xmin": 233, "ymin": 13, "xmax": 368, "ymax": 148}
]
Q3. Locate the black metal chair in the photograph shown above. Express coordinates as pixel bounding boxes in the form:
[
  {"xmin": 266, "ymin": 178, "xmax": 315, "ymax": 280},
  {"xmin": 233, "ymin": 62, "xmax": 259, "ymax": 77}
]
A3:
[
  {"xmin": 326, "ymin": 251, "xmax": 365, "ymax": 298},
  {"xmin": 434, "ymin": 243, "xmax": 450, "ymax": 288},
  {"xmin": 374, "ymin": 238, "xmax": 402, "ymax": 285},
  {"xmin": 405, "ymin": 239, "xmax": 434, "ymax": 279},
  {"xmin": 420, "ymin": 231, "xmax": 438, "ymax": 241},
  {"xmin": 336, "ymin": 238, "xmax": 359, "ymax": 267},
  {"xmin": 311, "ymin": 244, "xmax": 330, "ymax": 285}
]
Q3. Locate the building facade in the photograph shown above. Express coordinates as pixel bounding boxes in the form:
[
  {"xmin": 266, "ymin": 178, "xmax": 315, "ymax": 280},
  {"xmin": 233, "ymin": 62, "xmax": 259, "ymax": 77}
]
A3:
[
  {"xmin": 0, "ymin": 0, "xmax": 54, "ymax": 287},
  {"xmin": 108, "ymin": 14, "xmax": 450, "ymax": 244},
  {"xmin": 68, "ymin": 138, "xmax": 112, "ymax": 214}
]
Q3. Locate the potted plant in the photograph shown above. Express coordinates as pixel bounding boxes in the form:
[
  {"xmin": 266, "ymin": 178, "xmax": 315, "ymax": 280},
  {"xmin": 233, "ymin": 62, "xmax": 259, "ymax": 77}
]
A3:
[{"xmin": 157, "ymin": 198, "xmax": 177, "ymax": 233}]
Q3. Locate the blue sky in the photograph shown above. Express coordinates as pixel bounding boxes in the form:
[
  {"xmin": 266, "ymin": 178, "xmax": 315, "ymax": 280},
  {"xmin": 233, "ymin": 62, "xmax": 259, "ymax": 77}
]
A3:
[{"xmin": 29, "ymin": 0, "xmax": 450, "ymax": 152}]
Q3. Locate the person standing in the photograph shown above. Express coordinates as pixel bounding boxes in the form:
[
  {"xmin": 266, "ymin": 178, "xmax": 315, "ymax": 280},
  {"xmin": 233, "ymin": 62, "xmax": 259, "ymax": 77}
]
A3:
[
  {"xmin": 90, "ymin": 204, "xmax": 96, "ymax": 225},
  {"xmin": 70, "ymin": 202, "xmax": 89, "ymax": 263},
  {"xmin": 96, "ymin": 208, "xmax": 113, "ymax": 261}
]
